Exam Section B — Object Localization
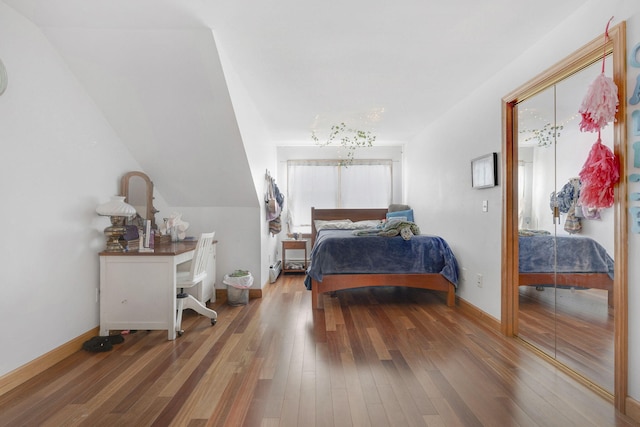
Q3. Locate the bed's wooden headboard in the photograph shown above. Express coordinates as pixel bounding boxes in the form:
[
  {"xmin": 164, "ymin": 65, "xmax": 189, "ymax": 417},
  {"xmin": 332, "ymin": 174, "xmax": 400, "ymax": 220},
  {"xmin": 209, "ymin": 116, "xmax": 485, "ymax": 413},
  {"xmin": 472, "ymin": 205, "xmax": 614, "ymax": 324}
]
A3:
[{"xmin": 310, "ymin": 207, "xmax": 388, "ymax": 246}]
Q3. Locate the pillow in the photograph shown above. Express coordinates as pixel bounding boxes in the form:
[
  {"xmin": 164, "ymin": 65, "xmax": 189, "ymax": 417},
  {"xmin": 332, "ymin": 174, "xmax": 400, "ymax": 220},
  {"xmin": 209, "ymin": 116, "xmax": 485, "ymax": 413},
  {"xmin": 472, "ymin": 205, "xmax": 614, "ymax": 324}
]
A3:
[
  {"xmin": 351, "ymin": 220, "xmax": 384, "ymax": 229},
  {"xmin": 386, "ymin": 209, "xmax": 414, "ymax": 222},
  {"xmin": 314, "ymin": 219, "xmax": 353, "ymax": 231}
]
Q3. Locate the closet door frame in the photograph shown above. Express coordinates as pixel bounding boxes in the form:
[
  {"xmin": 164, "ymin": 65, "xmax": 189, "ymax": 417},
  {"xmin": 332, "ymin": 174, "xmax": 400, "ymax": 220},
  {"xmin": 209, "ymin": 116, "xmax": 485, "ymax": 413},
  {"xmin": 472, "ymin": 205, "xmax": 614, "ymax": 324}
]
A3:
[{"xmin": 501, "ymin": 23, "xmax": 628, "ymax": 410}]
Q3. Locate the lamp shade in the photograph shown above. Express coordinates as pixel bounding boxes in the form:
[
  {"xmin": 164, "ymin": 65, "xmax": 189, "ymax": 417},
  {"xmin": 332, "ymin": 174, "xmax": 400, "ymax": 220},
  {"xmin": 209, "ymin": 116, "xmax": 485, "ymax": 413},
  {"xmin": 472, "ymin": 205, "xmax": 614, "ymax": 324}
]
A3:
[{"xmin": 96, "ymin": 196, "xmax": 136, "ymax": 217}]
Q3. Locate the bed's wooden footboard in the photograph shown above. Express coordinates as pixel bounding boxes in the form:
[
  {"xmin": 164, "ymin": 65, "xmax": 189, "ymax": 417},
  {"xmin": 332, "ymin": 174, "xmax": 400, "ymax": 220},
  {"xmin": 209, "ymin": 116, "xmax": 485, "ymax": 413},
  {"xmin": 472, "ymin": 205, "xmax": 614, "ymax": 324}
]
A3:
[{"xmin": 311, "ymin": 274, "xmax": 455, "ymax": 309}]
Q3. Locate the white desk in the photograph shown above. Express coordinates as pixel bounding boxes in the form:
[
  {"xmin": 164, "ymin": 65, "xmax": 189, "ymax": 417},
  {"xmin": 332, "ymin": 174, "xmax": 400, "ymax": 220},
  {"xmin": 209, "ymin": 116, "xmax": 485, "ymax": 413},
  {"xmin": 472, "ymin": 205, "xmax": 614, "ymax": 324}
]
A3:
[{"xmin": 99, "ymin": 241, "xmax": 216, "ymax": 340}]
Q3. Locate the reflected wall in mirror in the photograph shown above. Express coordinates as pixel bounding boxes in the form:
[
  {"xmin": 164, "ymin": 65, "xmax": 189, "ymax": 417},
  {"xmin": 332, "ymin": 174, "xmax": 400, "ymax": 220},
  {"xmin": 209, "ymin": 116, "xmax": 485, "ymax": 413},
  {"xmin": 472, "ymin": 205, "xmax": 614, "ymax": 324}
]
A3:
[
  {"xmin": 120, "ymin": 171, "xmax": 159, "ymax": 229},
  {"xmin": 502, "ymin": 22, "xmax": 626, "ymax": 405}
]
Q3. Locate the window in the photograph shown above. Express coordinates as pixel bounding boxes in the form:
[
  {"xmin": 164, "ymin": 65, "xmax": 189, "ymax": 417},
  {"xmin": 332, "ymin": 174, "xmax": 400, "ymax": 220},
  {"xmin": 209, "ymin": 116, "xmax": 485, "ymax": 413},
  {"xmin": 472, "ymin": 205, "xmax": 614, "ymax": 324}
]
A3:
[{"xmin": 287, "ymin": 159, "xmax": 393, "ymax": 232}]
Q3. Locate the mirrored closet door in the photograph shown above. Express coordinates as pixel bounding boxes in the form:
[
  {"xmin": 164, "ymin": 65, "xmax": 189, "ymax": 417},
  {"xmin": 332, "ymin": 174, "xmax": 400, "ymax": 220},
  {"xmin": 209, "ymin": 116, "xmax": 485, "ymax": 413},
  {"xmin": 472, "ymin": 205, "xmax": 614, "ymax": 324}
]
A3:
[
  {"xmin": 503, "ymin": 23, "xmax": 627, "ymax": 405},
  {"xmin": 516, "ymin": 58, "xmax": 615, "ymax": 393}
]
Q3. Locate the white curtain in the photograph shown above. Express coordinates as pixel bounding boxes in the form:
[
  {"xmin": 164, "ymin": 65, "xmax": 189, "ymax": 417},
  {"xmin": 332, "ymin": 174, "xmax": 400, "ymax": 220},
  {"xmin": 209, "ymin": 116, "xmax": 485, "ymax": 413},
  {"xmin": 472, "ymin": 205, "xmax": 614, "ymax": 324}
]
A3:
[
  {"xmin": 340, "ymin": 163, "xmax": 392, "ymax": 208},
  {"xmin": 287, "ymin": 160, "xmax": 392, "ymax": 231}
]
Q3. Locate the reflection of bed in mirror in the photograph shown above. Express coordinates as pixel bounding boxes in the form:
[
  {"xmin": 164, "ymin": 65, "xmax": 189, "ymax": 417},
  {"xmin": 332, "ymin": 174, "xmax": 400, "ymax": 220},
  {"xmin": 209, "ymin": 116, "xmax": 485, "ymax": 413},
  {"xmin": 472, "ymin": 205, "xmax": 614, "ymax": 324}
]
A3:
[
  {"xmin": 305, "ymin": 208, "xmax": 459, "ymax": 309},
  {"xmin": 518, "ymin": 232, "xmax": 614, "ymax": 306}
]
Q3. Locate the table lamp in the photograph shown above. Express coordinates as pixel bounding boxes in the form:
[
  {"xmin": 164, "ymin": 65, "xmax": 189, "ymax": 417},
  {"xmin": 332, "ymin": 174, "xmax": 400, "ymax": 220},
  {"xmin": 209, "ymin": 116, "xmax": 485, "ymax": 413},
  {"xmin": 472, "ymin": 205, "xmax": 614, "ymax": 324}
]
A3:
[{"xmin": 96, "ymin": 196, "xmax": 136, "ymax": 252}]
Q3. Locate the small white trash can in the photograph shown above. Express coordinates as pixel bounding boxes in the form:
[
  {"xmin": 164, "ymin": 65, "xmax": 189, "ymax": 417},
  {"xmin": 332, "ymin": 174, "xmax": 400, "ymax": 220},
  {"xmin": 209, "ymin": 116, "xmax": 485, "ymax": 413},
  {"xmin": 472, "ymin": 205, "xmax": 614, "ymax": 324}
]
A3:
[{"xmin": 223, "ymin": 271, "xmax": 253, "ymax": 306}]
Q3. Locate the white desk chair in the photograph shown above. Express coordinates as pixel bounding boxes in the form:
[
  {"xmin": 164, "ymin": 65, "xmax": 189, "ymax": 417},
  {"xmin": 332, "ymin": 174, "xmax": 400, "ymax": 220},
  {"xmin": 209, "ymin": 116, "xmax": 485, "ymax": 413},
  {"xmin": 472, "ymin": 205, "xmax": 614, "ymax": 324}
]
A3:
[{"xmin": 176, "ymin": 232, "xmax": 217, "ymax": 336}]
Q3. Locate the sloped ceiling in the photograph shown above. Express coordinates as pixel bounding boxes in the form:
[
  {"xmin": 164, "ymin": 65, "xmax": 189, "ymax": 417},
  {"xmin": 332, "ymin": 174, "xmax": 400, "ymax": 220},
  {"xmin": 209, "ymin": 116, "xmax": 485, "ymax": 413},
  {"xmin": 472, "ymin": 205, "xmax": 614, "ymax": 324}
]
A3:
[{"xmin": 3, "ymin": 0, "xmax": 591, "ymax": 207}]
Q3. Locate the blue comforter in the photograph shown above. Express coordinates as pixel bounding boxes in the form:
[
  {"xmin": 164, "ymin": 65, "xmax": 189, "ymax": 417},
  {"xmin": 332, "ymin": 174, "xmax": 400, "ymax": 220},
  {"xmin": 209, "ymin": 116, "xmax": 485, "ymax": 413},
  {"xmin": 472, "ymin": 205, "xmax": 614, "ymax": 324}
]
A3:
[
  {"xmin": 304, "ymin": 229, "xmax": 459, "ymax": 290},
  {"xmin": 519, "ymin": 235, "xmax": 614, "ymax": 279}
]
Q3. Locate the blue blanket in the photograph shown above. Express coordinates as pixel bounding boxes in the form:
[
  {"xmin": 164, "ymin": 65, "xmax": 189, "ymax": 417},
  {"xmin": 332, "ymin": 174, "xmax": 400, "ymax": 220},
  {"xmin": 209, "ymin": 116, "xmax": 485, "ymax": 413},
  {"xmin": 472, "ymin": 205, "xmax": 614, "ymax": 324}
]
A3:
[
  {"xmin": 519, "ymin": 235, "xmax": 614, "ymax": 279},
  {"xmin": 304, "ymin": 229, "xmax": 459, "ymax": 290}
]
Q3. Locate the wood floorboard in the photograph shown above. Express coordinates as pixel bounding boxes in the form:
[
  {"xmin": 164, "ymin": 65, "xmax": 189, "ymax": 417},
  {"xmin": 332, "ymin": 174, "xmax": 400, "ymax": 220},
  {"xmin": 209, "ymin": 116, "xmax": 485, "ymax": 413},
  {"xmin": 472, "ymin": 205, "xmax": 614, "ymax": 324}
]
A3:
[{"xmin": 0, "ymin": 276, "xmax": 636, "ymax": 426}]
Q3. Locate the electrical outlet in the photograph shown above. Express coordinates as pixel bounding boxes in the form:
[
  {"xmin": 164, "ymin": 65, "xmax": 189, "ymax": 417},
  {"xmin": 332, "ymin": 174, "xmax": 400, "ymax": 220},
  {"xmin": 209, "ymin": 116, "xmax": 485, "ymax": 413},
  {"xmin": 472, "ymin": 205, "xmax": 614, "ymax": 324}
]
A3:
[
  {"xmin": 482, "ymin": 200, "xmax": 488, "ymax": 212},
  {"xmin": 461, "ymin": 267, "xmax": 468, "ymax": 283},
  {"xmin": 476, "ymin": 273, "xmax": 483, "ymax": 288},
  {"xmin": 95, "ymin": 287, "xmax": 99, "ymax": 302}
]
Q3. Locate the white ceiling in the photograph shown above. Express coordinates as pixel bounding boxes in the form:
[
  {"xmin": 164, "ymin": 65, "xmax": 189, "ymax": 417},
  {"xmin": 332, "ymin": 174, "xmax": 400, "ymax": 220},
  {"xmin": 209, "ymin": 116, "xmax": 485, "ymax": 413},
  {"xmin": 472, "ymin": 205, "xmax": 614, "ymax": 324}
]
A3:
[{"xmin": 3, "ymin": 0, "xmax": 592, "ymax": 206}]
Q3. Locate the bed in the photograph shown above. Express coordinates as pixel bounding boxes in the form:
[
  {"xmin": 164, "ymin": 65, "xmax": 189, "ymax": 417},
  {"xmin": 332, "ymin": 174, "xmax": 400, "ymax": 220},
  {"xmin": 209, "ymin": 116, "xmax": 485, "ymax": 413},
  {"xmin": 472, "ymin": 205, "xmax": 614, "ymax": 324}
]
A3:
[
  {"xmin": 304, "ymin": 208, "xmax": 459, "ymax": 309},
  {"xmin": 518, "ymin": 233, "xmax": 614, "ymax": 305}
]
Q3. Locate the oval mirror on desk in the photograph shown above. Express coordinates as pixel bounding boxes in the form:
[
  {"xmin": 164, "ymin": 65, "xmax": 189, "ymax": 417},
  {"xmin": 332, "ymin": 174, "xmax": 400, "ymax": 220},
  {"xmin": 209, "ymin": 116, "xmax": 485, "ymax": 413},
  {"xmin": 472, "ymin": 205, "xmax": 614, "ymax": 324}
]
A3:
[{"xmin": 121, "ymin": 171, "xmax": 158, "ymax": 229}]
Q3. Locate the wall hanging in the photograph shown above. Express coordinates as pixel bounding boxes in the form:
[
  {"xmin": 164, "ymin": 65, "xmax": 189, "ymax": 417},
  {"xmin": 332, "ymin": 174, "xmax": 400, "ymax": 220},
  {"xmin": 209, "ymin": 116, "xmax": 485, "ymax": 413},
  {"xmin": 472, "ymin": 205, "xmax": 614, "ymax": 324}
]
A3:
[
  {"xmin": 577, "ymin": 17, "xmax": 620, "ymax": 209},
  {"xmin": 265, "ymin": 170, "xmax": 284, "ymax": 235}
]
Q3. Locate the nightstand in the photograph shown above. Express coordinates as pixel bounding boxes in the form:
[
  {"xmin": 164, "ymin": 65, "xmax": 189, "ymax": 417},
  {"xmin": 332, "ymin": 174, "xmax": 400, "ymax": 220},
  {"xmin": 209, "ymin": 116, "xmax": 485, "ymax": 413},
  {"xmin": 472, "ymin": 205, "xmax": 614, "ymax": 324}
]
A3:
[{"xmin": 282, "ymin": 239, "xmax": 307, "ymax": 273}]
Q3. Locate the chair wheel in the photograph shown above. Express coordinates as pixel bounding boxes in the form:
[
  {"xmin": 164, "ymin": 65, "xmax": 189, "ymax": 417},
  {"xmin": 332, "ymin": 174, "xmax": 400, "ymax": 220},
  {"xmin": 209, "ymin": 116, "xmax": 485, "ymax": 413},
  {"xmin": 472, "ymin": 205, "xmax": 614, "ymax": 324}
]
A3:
[
  {"xmin": 177, "ymin": 330, "xmax": 184, "ymax": 336},
  {"xmin": 211, "ymin": 318, "xmax": 217, "ymax": 325}
]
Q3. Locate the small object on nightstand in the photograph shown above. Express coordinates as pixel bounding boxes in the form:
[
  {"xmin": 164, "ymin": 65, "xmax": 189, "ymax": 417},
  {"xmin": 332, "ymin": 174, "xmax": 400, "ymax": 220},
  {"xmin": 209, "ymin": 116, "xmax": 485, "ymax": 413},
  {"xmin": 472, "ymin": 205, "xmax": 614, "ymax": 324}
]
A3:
[{"xmin": 282, "ymin": 239, "xmax": 308, "ymax": 274}]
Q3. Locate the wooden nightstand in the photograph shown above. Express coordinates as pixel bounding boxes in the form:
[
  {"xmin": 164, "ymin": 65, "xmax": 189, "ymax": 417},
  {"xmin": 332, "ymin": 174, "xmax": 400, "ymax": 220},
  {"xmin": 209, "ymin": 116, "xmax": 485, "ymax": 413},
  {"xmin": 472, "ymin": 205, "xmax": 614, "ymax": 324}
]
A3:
[{"xmin": 282, "ymin": 239, "xmax": 307, "ymax": 273}]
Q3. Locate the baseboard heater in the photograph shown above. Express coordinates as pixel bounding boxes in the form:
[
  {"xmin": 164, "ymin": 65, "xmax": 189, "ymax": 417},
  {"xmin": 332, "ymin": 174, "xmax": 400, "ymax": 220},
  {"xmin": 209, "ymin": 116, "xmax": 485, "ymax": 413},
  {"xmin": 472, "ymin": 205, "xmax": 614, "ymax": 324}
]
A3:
[{"xmin": 269, "ymin": 260, "xmax": 282, "ymax": 283}]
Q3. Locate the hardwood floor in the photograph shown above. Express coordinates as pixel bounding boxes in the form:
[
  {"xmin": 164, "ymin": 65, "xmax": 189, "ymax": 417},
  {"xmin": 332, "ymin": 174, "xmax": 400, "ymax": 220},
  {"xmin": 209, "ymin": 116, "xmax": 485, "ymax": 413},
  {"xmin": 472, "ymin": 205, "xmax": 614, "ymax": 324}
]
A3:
[
  {"xmin": 518, "ymin": 285, "xmax": 614, "ymax": 393},
  {"xmin": 0, "ymin": 275, "xmax": 636, "ymax": 426}
]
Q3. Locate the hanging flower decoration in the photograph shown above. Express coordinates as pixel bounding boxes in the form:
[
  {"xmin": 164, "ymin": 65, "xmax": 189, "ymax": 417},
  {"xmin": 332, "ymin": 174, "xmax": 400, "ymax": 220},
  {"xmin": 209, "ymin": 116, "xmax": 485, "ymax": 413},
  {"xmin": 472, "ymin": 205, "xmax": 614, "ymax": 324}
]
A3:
[
  {"xmin": 578, "ymin": 137, "xmax": 619, "ymax": 208},
  {"xmin": 577, "ymin": 17, "xmax": 620, "ymax": 210},
  {"xmin": 312, "ymin": 122, "xmax": 376, "ymax": 165},
  {"xmin": 578, "ymin": 73, "xmax": 618, "ymax": 132}
]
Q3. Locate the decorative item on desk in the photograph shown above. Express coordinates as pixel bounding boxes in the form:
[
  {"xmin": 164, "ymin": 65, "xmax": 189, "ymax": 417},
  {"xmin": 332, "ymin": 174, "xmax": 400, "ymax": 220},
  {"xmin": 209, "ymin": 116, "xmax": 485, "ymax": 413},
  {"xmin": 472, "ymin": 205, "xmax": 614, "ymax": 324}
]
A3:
[
  {"xmin": 155, "ymin": 234, "xmax": 171, "ymax": 246},
  {"xmin": 159, "ymin": 212, "xmax": 189, "ymax": 242},
  {"xmin": 118, "ymin": 225, "xmax": 140, "ymax": 251},
  {"xmin": 96, "ymin": 196, "xmax": 136, "ymax": 252},
  {"xmin": 143, "ymin": 219, "xmax": 152, "ymax": 248}
]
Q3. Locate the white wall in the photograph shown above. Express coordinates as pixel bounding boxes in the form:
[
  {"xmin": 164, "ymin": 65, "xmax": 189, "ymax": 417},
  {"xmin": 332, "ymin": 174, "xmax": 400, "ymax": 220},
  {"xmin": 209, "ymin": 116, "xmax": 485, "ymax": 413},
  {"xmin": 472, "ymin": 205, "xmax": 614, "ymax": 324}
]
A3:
[
  {"xmin": 405, "ymin": 0, "xmax": 640, "ymax": 400},
  {"xmin": 215, "ymin": 34, "xmax": 278, "ymax": 289},
  {"xmin": 166, "ymin": 207, "xmax": 261, "ymax": 290},
  {"xmin": 0, "ymin": 4, "xmax": 142, "ymax": 376}
]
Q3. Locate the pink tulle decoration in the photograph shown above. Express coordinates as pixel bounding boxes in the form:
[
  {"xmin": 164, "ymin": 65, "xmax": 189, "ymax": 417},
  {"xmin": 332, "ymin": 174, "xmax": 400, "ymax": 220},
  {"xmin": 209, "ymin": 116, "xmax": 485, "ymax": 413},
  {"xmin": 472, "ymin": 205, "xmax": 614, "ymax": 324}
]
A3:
[
  {"xmin": 578, "ymin": 138, "xmax": 619, "ymax": 209},
  {"xmin": 578, "ymin": 73, "xmax": 619, "ymax": 132}
]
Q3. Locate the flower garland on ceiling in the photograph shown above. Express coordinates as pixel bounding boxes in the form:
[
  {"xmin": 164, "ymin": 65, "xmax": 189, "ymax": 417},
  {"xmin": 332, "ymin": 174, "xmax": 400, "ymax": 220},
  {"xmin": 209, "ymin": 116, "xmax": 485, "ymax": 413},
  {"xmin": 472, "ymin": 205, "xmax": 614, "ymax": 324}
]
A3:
[{"xmin": 311, "ymin": 122, "xmax": 376, "ymax": 165}]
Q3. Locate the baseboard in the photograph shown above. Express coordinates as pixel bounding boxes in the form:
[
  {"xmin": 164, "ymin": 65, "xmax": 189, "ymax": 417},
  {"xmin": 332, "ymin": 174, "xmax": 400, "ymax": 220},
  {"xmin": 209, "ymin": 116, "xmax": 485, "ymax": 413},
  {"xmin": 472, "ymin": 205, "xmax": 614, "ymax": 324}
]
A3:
[
  {"xmin": 627, "ymin": 396, "xmax": 640, "ymax": 423},
  {"xmin": 455, "ymin": 295, "xmax": 501, "ymax": 332},
  {"xmin": 215, "ymin": 288, "xmax": 262, "ymax": 301},
  {"xmin": 0, "ymin": 327, "xmax": 99, "ymax": 397}
]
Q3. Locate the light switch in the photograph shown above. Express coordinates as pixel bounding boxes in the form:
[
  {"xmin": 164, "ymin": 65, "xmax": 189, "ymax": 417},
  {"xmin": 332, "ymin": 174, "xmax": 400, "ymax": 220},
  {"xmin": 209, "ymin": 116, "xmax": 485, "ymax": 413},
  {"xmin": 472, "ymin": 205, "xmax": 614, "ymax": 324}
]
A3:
[{"xmin": 482, "ymin": 200, "xmax": 488, "ymax": 212}]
